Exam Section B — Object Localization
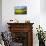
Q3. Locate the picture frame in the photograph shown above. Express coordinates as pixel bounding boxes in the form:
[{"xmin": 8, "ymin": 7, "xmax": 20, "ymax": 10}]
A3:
[{"xmin": 14, "ymin": 6, "xmax": 27, "ymax": 15}]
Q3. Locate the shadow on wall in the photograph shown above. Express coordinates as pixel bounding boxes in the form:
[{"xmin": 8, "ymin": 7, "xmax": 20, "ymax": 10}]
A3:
[
  {"xmin": 40, "ymin": 0, "xmax": 46, "ymax": 13},
  {"xmin": 0, "ymin": 0, "xmax": 2, "ymax": 32}
]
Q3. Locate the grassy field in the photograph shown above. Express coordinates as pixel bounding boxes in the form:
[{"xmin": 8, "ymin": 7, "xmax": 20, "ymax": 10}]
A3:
[{"xmin": 15, "ymin": 9, "xmax": 27, "ymax": 14}]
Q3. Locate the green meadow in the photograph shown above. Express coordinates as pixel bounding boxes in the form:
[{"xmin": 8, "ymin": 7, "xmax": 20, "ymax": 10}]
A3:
[{"xmin": 15, "ymin": 9, "xmax": 27, "ymax": 14}]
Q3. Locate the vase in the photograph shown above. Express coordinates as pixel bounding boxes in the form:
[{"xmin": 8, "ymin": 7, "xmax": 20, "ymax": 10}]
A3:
[{"xmin": 39, "ymin": 40, "xmax": 45, "ymax": 46}]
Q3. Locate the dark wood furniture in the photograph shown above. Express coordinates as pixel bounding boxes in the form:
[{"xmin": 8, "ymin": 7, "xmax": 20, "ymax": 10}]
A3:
[{"xmin": 7, "ymin": 23, "xmax": 34, "ymax": 46}]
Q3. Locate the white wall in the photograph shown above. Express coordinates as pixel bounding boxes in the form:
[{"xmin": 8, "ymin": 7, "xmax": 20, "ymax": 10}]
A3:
[
  {"xmin": 40, "ymin": 0, "xmax": 46, "ymax": 13},
  {"xmin": 0, "ymin": 0, "xmax": 2, "ymax": 32},
  {"xmin": 2, "ymin": 0, "xmax": 40, "ymax": 31},
  {"xmin": 40, "ymin": 0, "xmax": 46, "ymax": 31}
]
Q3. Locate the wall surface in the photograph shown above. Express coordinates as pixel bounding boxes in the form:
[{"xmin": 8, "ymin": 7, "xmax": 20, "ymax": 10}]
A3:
[
  {"xmin": 40, "ymin": 0, "xmax": 46, "ymax": 31},
  {"xmin": 0, "ymin": 0, "xmax": 2, "ymax": 32},
  {"xmin": 40, "ymin": 0, "xmax": 46, "ymax": 13},
  {"xmin": 2, "ymin": 0, "xmax": 46, "ymax": 46},
  {"xmin": 2, "ymin": 0, "xmax": 40, "ymax": 31}
]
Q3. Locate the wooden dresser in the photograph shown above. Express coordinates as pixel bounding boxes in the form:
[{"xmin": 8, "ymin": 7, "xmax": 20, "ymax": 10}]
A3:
[{"xmin": 7, "ymin": 23, "xmax": 34, "ymax": 46}]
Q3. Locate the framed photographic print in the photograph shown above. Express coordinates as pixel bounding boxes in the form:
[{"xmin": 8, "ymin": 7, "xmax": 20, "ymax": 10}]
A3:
[{"xmin": 14, "ymin": 6, "xmax": 27, "ymax": 15}]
